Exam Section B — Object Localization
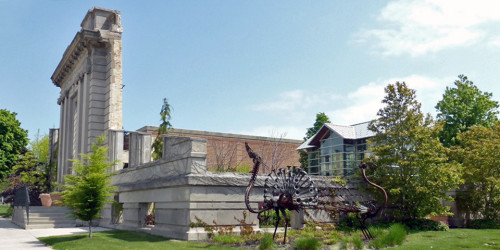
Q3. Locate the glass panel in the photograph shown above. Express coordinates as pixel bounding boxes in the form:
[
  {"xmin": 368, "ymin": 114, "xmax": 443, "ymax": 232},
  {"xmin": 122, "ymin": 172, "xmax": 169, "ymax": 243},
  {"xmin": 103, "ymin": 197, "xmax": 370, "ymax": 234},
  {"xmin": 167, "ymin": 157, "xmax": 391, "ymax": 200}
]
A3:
[
  {"xmin": 345, "ymin": 152, "xmax": 355, "ymax": 161},
  {"xmin": 345, "ymin": 145, "xmax": 355, "ymax": 152},
  {"xmin": 321, "ymin": 155, "xmax": 330, "ymax": 163}
]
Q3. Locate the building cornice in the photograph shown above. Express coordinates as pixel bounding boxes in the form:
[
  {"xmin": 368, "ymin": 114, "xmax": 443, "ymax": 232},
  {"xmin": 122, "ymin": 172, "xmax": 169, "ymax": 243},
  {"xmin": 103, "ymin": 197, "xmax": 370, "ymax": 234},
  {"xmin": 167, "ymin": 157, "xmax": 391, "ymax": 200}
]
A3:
[{"xmin": 51, "ymin": 7, "xmax": 122, "ymax": 88}]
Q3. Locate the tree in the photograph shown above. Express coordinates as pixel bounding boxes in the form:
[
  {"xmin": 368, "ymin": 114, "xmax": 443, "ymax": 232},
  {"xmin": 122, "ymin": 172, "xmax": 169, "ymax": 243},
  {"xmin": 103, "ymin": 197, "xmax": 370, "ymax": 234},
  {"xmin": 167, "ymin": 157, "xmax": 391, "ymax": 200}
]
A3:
[
  {"xmin": 152, "ymin": 98, "xmax": 173, "ymax": 160},
  {"xmin": 60, "ymin": 137, "xmax": 116, "ymax": 238},
  {"xmin": 0, "ymin": 109, "xmax": 28, "ymax": 179},
  {"xmin": 452, "ymin": 124, "xmax": 500, "ymax": 220},
  {"xmin": 435, "ymin": 75, "xmax": 499, "ymax": 147},
  {"xmin": 299, "ymin": 112, "xmax": 331, "ymax": 169},
  {"xmin": 367, "ymin": 82, "xmax": 461, "ymax": 220},
  {"xmin": 30, "ymin": 132, "xmax": 55, "ymax": 192},
  {"xmin": 1, "ymin": 151, "xmax": 47, "ymax": 206},
  {"xmin": 304, "ymin": 112, "xmax": 331, "ymax": 140}
]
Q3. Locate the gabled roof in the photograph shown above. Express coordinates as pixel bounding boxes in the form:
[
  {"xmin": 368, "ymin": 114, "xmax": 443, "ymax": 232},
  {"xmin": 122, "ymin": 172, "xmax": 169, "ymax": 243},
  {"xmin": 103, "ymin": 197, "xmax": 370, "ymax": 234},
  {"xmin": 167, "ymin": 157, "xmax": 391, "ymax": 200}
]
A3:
[{"xmin": 296, "ymin": 121, "xmax": 374, "ymax": 150}]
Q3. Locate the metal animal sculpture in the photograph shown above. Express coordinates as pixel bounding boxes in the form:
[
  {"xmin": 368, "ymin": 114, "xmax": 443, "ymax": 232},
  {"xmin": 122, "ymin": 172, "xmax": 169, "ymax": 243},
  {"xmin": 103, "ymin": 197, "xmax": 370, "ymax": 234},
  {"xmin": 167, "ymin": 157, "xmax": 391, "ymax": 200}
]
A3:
[
  {"xmin": 244, "ymin": 142, "xmax": 388, "ymax": 242},
  {"xmin": 244, "ymin": 143, "xmax": 318, "ymax": 244},
  {"xmin": 315, "ymin": 162, "xmax": 388, "ymax": 239}
]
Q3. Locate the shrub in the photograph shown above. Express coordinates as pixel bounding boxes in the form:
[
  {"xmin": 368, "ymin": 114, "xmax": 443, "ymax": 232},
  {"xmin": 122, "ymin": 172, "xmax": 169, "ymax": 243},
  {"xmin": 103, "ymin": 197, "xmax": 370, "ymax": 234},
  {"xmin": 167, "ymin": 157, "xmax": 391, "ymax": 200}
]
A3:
[
  {"xmin": 259, "ymin": 233, "xmax": 275, "ymax": 250},
  {"xmin": 294, "ymin": 236, "xmax": 321, "ymax": 250},
  {"xmin": 212, "ymin": 234, "xmax": 245, "ymax": 245},
  {"xmin": 337, "ymin": 213, "xmax": 361, "ymax": 232},
  {"xmin": 403, "ymin": 218, "xmax": 448, "ymax": 231},
  {"xmin": 340, "ymin": 235, "xmax": 363, "ymax": 250},
  {"xmin": 370, "ymin": 223, "xmax": 407, "ymax": 249},
  {"xmin": 259, "ymin": 209, "xmax": 290, "ymax": 228},
  {"xmin": 468, "ymin": 219, "xmax": 500, "ymax": 229}
]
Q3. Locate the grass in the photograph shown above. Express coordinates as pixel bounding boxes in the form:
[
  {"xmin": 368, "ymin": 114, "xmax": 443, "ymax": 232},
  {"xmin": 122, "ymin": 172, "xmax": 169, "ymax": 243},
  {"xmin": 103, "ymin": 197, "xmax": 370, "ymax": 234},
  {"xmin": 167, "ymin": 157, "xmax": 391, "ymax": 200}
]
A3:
[
  {"xmin": 370, "ymin": 223, "xmax": 407, "ymax": 249},
  {"xmin": 392, "ymin": 229, "xmax": 500, "ymax": 249},
  {"xmin": 38, "ymin": 230, "xmax": 241, "ymax": 250},
  {"xmin": 0, "ymin": 204, "xmax": 12, "ymax": 218}
]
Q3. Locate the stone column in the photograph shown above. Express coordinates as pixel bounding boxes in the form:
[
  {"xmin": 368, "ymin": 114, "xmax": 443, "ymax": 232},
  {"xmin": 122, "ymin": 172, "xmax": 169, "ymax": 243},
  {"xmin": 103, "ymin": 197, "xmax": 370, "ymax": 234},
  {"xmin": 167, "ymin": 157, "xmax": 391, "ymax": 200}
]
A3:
[
  {"xmin": 107, "ymin": 130, "xmax": 124, "ymax": 171},
  {"xmin": 121, "ymin": 203, "xmax": 141, "ymax": 228},
  {"xmin": 128, "ymin": 132, "xmax": 152, "ymax": 168}
]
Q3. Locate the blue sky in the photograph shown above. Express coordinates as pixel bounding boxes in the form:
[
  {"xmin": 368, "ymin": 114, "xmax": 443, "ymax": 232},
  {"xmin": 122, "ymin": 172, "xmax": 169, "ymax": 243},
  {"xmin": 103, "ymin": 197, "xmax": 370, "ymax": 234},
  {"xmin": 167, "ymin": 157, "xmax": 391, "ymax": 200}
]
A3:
[{"xmin": 1, "ymin": 0, "xmax": 500, "ymax": 141}]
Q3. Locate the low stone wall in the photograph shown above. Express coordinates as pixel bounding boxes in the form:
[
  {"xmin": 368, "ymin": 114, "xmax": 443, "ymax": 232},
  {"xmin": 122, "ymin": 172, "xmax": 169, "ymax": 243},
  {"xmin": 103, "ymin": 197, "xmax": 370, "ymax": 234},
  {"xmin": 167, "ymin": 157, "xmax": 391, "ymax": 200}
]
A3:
[{"xmin": 100, "ymin": 135, "xmax": 361, "ymax": 240}]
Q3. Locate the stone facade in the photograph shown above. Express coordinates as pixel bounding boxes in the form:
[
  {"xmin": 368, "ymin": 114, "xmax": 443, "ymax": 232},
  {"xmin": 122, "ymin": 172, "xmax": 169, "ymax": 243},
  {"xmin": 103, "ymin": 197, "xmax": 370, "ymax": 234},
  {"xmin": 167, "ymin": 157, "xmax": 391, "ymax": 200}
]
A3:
[{"xmin": 51, "ymin": 7, "xmax": 123, "ymax": 184}]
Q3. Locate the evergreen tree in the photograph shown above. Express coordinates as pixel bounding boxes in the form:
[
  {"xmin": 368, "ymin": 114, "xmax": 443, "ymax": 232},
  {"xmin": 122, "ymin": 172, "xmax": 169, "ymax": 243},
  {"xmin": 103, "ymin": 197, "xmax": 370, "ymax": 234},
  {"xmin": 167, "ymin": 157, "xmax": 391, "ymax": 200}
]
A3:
[
  {"xmin": 60, "ymin": 137, "xmax": 116, "ymax": 238},
  {"xmin": 367, "ymin": 82, "xmax": 461, "ymax": 219},
  {"xmin": 299, "ymin": 112, "xmax": 330, "ymax": 169},
  {"xmin": 152, "ymin": 98, "xmax": 173, "ymax": 160}
]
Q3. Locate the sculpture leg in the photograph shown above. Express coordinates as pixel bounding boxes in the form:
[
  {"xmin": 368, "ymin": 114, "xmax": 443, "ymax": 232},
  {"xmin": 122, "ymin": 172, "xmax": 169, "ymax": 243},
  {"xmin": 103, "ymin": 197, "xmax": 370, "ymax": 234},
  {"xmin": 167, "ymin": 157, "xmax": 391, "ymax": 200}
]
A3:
[
  {"xmin": 273, "ymin": 208, "xmax": 280, "ymax": 240},
  {"xmin": 281, "ymin": 208, "xmax": 289, "ymax": 244},
  {"xmin": 356, "ymin": 214, "xmax": 373, "ymax": 240}
]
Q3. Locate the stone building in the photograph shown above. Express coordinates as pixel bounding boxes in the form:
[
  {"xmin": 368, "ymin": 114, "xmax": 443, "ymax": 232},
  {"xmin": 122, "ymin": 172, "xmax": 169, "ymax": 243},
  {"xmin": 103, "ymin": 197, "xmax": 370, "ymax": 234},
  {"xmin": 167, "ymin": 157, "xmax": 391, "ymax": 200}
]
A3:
[
  {"xmin": 51, "ymin": 7, "xmax": 124, "ymax": 183},
  {"xmin": 51, "ymin": 7, "xmax": 301, "ymax": 184},
  {"xmin": 41, "ymin": 7, "xmax": 313, "ymax": 240}
]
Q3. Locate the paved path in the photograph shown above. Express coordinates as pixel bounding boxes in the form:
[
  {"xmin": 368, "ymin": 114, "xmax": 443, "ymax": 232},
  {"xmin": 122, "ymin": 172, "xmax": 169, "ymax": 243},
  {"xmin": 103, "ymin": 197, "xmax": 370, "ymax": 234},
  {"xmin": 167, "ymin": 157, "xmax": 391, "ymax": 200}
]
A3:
[{"xmin": 0, "ymin": 218, "xmax": 111, "ymax": 249}]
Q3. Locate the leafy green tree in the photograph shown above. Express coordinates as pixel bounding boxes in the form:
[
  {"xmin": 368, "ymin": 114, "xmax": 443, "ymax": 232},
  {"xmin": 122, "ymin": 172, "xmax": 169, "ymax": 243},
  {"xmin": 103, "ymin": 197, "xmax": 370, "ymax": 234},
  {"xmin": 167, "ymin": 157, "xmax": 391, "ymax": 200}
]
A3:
[
  {"xmin": 29, "ymin": 132, "xmax": 55, "ymax": 192},
  {"xmin": 367, "ymin": 82, "xmax": 461, "ymax": 220},
  {"xmin": 299, "ymin": 112, "xmax": 331, "ymax": 169},
  {"xmin": 304, "ymin": 112, "xmax": 331, "ymax": 140},
  {"xmin": 152, "ymin": 98, "xmax": 173, "ymax": 160},
  {"xmin": 60, "ymin": 137, "xmax": 116, "ymax": 238},
  {"xmin": 435, "ymin": 75, "xmax": 499, "ymax": 147},
  {"xmin": 1, "ymin": 151, "xmax": 47, "ymax": 206},
  {"xmin": 452, "ymin": 124, "xmax": 500, "ymax": 220},
  {"xmin": 0, "ymin": 109, "xmax": 28, "ymax": 179}
]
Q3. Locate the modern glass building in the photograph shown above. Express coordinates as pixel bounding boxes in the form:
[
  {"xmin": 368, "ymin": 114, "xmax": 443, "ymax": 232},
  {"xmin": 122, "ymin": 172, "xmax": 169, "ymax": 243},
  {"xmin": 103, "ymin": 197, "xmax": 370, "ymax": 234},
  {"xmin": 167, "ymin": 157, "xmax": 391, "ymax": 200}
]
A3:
[{"xmin": 297, "ymin": 122, "xmax": 374, "ymax": 177}]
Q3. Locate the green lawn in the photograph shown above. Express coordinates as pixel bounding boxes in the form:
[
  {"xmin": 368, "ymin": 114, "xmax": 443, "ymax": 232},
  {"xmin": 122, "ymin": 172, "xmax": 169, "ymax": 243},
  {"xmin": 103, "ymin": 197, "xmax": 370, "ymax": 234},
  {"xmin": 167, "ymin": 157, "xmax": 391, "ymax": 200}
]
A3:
[
  {"xmin": 394, "ymin": 229, "xmax": 500, "ymax": 249},
  {"xmin": 38, "ymin": 230, "xmax": 241, "ymax": 250},
  {"xmin": 0, "ymin": 204, "xmax": 12, "ymax": 218}
]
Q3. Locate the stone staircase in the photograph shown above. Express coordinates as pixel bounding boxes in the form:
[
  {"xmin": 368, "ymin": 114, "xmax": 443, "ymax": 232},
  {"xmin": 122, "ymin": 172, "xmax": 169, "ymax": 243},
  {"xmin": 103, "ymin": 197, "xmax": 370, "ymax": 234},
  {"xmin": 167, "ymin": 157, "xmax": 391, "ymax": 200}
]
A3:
[{"xmin": 26, "ymin": 206, "xmax": 76, "ymax": 229}]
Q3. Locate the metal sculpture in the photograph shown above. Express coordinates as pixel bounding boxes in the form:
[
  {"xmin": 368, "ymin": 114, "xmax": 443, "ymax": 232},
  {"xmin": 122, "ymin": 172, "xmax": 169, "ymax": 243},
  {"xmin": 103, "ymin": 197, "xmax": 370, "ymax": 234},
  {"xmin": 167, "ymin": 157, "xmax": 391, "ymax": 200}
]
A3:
[
  {"xmin": 314, "ymin": 162, "xmax": 388, "ymax": 240},
  {"xmin": 244, "ymin": 142, "xmax": 388, "ymax": 242},
  {"xmin": 244, "ymin": 143, "xmax": 318, "ymax": 244}
]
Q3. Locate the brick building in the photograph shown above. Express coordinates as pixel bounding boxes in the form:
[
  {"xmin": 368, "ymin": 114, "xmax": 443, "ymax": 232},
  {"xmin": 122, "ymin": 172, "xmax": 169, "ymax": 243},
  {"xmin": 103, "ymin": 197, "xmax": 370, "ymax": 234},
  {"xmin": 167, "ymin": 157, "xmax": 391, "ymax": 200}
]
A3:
[{"xmin": 136, "ymin": 126, "xmax": 302, "ymax": 174}]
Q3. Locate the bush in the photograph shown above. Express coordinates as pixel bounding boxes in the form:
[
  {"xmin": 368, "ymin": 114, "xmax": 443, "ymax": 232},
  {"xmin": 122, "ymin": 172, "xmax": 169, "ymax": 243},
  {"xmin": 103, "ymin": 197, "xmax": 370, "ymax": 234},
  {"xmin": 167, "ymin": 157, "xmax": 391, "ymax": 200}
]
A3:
[
  {"xmin": 468, "ymin": 219, "xmax": 500, "ymax": 229},
  {"xmin": 259, "ymin": 209, "xmax": 290, "ymax": 228},
  {"xmin": 337, "ymin": 213, "xmax": 361, "ymax": 232},
  {"xmin": 294, "ymin": 237, "xmax": 321, "ymax": 250},
  {"xmin": 212, "ymin": 234, "xmax": 245, "ymax": 245},
  {"xmin": 259, "ymin": 233, "xmax": 275, "ymax": 250},
  {"xmin": 369, "ymin": 223, "xmax": 407, "ymax": 249},
  {"xmin": 403, "ymin": 218, "xmax": 448, "ymax": 231},
  {"xmin": 340, "ymin": 235, "xmax": 364, "ymax": 250}
]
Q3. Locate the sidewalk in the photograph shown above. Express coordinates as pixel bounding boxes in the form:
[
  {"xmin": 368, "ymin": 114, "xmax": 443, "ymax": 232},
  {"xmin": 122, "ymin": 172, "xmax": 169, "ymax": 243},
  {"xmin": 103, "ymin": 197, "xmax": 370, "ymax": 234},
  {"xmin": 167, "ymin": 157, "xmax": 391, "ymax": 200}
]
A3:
[{"xmin": 0, "ymin": 217, "xmax": 111, "ymax": 249}]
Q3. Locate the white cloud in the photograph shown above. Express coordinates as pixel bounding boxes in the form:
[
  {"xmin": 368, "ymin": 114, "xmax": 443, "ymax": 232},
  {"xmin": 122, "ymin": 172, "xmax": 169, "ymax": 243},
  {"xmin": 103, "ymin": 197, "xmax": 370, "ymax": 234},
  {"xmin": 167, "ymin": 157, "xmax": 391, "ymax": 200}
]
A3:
[
  {"xmin": 232, "ymin": 125, "xmax": 305, "ymax": 140},
  {"xmin": 359, "ymin": 0, "xmax": 500, "ymax": 56},
  {"xmin": 250, "ymin": 89, "xmax": 326, "ymax": 112},
  {"xmin": 240, "ymin": 75, "xmax": 453, "ymax": 139},
  {"xmin": 327, "ymin": 75, "xmax": 452, "ymax": 125}
]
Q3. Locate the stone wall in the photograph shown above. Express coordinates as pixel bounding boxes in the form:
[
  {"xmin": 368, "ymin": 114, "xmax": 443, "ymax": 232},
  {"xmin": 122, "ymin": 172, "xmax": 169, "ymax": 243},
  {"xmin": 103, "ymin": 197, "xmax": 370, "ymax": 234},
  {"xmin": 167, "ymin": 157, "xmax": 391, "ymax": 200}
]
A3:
[{"xmin": 99, "ymin": 134, "xmax": 362, "ymax": 240}]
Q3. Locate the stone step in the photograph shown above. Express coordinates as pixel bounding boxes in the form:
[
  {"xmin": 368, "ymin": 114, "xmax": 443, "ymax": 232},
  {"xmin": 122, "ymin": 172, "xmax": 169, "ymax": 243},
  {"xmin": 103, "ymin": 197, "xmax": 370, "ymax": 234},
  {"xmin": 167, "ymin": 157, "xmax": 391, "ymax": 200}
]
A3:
[
  {"xmin": 29, "ymin": 217, "xmax": 75, "ymax": 223},
  {"xmin": 28, "ymin": 206, "xmax": 71, "ymax": 212},
  {"xmin": 26, "ymin": 223, "xmax": 77, "ymax": 229},
  {"xmin": 25, "ymin": 206, "xmax": 76, "ymax": 229}
]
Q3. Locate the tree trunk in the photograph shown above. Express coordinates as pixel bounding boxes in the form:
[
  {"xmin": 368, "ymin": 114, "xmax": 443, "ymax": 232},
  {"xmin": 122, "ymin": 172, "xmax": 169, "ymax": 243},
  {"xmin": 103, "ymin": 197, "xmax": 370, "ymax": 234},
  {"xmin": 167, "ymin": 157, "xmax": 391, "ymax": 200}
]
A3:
[{"xmin": 89, "ymin": 219, "xmax": 92, "ymax": 238}]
